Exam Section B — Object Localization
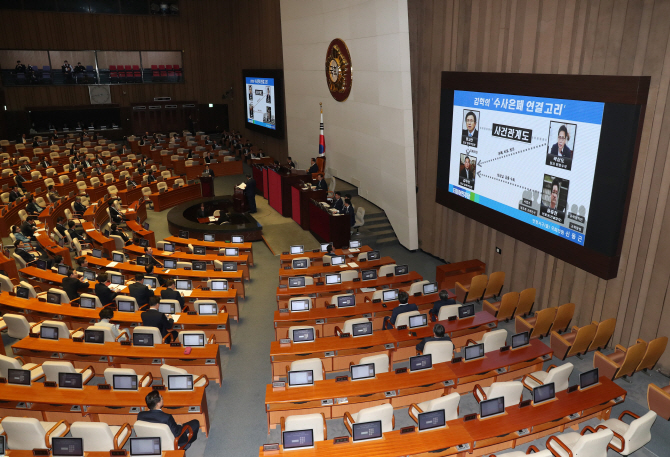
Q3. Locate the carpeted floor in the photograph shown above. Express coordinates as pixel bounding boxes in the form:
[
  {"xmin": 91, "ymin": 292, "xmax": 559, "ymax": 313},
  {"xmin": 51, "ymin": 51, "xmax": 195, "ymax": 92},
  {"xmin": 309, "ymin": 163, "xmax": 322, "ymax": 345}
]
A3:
[{"xmin": 3, "ymin": 165, "xmax": 670, "ymax": 456}]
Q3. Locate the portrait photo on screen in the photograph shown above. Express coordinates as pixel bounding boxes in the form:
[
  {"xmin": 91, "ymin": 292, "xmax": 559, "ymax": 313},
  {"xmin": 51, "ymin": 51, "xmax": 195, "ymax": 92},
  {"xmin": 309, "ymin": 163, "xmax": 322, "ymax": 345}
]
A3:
[
  {"xmin": 461, "ymin": 109, "xmax": 480, "ymax": 148},
  {"xmin": 540, "ymin": 174, "xmax": 569, "ymax": 224},
  {"xmin": 458, "ymin": 153, "xmax": 476, "ymax": 190},
  {"xmin": 546, "ymin": 121, "xmax": 577, "ymax": 170}
]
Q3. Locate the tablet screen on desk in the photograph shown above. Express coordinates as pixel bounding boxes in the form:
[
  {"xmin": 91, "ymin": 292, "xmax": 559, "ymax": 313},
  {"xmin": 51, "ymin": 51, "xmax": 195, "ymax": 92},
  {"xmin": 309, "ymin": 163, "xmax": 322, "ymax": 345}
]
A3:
[
  {"xmin": 204, "ymin": 234, "xmax": 215, "ymax": 242},
  {"xmin": 292, "ymin": 259, "xmax": 308, "ymax": 269},
  {"xmin": 163, "ymin": 243, "xmax": 175, "ymax": 252},
  {"xmin": 164, "ymin": 259, "xmax": 177, "ymax": 269},
  {"xmin": 40, "ymin": 325, "xmax": 59, "ymax": 340},
  {"xmin": 143, "ymin": 222, "xmax": 150, "ymax": 230},
  {"xmin": 232, "ymin": 235, "xmax": 244, "ymax": 243},
  {"xmin": 225, "ymin": 248, "xmax": 239, "ymax": 256},
  {"xmin": 194, "ymin": 246, "xmax": 206, "ymax": 255},
  {"xmin": 35, "ymin": 259, "xmax": 47, "ymax": 270},
  {"xmin": 132, "ymin": 333, "xmax": 154, "ymax": 347},
  {"xmin": 198, "ymin": 303, "xmax": 217, "ymax": 315},
  {"xmin": 409, "ymin": 314, "xmax": 428, "ymax": 329},
  {"xmin": 143, "ymin": 278, "xmax": 157, "ymax": 288},
  {"xmin": 423, "ymin": 282, "xmax": 438, "ymax": 295},
  {"xmin": 511, "ymin": 331, "xmax": 530, "ymax": 349},
  {"xmin": 464, "ymin": 343, "xmax": 485, "ymax": 361},
  {"xmin": 176, "ymin": 279, "xmax": 192, "ymax": 290},
  {"xmin": 382, "ymin": 289, "xmax": 398, "ymax": 302},
  {"xmin": 168, "ymin": 374, "xmax": 194, "ymax": 391},
  {"xmin": 292, "ymin": 328, "xmax": 314, "ymax": 343},
  {"xmin": 351, "ymin": 363, "xmax": 375, "ymax": 381},
  {"xmin": 282, "ymin": 429, "xmax": 314, "ymax": 450},
  {"xmin": 580, "ymin": 368, "xmax": 599, "ymax": 390},
  {"xmin": 480, "ymin": 397, "xmax": 505, "ymax": 419},
  {"xmin": 458, "ymin": 304, "xmax": 475, "ymax": 319},
  {"xmin": 117, "ymin": 300, "xmax": 134, "ymax": 312},
  {"xmin": 410, "ymin": 354, "xmax": 433, "ymax": 372},
  {"xmin": 59, "ymin": 372, "xmax": 83, "ymax": 389},
  {"xmin": 533, "ymin": 382, "xmax": 555, "ymax": 405},
  {"xmin": 7, "ymin": 369, "xmax": 30, "ymax": 386},
  {"xmin": 84, "ymin": 329, "xmax": 105, "ymax": 344},
  {"xmin": 288, "ymin": 277, "xmax": 305, "ymax": 288},
  {"xmin": 325, "ymin": 274, "xmax": 341, "ymax": 285},
  {"xmin": 136, "ymin": 256, "xmax": 148, "ymax": 266},
  {"xmin": 320, "ymin": 243, "xmax": 331, "ymax": 252},
  {"xmin": 362, "ymin": 269, "xmax": 377, "ymax": 281},
  {"xmin": 92, "ymin": 249, "xmax": 102, "ymax": 258},
  {"xmin": 179, "ymin": 230, "xmax": 189, "ymax": 239},
  {"xmin": 290, "ymin": 245, "xmax": 304, "ymax": 255},
  {"xmin": 193, "ymin": 261, "xmax": 206, "ymax": 271},
  {"xmin": 418, "ymin": 409, "xmax": 446, "ymax": 431},
  {"xmin": 367, "ymin": 250, "xmax": 380, "ymax": 261},
  {"xmin": 183, "ymin": 333, "xmax": 205, "ymax": 347},
  {"xmin": 349, "ymin": 240, "xmax": 361, "ymax": 249},
  {"xmin": 210, "ymin": 280, "xmax": 228, "ymax": 291},
  {"xmin": 139, "ymin": 239, "xmax": 149, "ymax": 247},
  {"xmin": 51, "ymin": 437, "xmax": 84, "ymax": 457},
  {"xmin": 80, "ymin": 296, "xmax": 96, "ymax": 309},
  {"xmin": 113, "ymin": 253, "xmax": 125, "ymax": 262},
  {"xmin": 83, "ymin": 270, "xmax": 96, "ymax": 281},
  {"xmin": 47, "ymin": 292, "xmax": 62, "ymax": 304},
  {"xmin": 353, "ymin": 420, "xmax": 382, "ymax": 442},
  {"xmin": 222, "ymin": 262, "xmax": 237, "ymax": 271},
  {"xmin": 352, "ymin": 322, "xmax": 372, "ymax": 337},
  {"xmin": 113, "ymin": 374, "xmax": 138, "ymax": 391},
  {"xmin": 290, "ymin": 299, "xmax": 309, "ymax": 312},
  {"xmin": 330, "ymin": 256, "xmax": 345, "ymax": 266},
  {"xmin": 158, "ymin": 302, "xmax": 175, "ymax": 314},
  {"xmin": 287, "ymin": 370, "xmax": 313, "ymax": 387},
  {"xmin": 130, "ymin": 437, "xmax": 161, "ymax": 456},
  {"xmin": 111, "ymin": 275, "xmax": 124, "ymax": 285},
  {"xmin": 57, "ymin": 264, "xmax": 69, "ymax": 275},
  {"xmin": 394, "ymin": 265, "xmax": 409, "ymax": 276},
  {"xmin": 337, "ymin": 294, "xmax": 355, "ymax": 308}
]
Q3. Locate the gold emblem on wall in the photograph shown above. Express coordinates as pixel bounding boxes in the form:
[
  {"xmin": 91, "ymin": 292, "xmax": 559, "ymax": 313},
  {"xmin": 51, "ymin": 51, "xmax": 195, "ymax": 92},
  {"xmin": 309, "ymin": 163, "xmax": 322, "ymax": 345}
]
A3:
[{"xmin": 325, "ymin": 38, "xmax": 352, "ymax": 102}]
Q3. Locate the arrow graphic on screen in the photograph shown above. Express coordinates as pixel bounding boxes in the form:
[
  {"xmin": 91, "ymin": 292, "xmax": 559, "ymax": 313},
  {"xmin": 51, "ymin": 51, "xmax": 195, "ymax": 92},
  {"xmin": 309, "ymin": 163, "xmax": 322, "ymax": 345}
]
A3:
[
  {"xmin": 477, "ymin": 170, "xmax": 535, "ymax": 191},
  {"xmin": 477, "ymin": 143, "xmax": 547, "ymax": 166}
]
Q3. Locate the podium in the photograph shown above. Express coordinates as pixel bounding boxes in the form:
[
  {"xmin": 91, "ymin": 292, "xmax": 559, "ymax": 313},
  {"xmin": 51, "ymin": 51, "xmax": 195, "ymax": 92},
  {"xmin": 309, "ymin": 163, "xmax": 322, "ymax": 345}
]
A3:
[
  {"xmin": 234, "ymin": 186, "xmax": 248, "ymax": 213},
  {"xmin": 200, "ymin": 176, "xmax": 214, "ymax": 197}
]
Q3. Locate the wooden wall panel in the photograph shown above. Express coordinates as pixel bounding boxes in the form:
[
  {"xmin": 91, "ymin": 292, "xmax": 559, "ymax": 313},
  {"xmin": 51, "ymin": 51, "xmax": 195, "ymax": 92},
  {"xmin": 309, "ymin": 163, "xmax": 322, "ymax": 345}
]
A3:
[
  {"xmin": 0, "ymin": 0, "xmax": 288, "ymax": 159},
  {"xmin": 409, "ymin": 0, "xmax": 670, "ymax": 372}
]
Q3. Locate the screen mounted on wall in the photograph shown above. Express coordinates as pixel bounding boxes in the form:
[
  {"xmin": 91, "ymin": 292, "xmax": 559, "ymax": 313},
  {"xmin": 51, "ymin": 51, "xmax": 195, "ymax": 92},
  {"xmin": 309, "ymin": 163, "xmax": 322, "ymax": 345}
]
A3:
[
  {"xmin": 436, "ymin": 73, "xmax": 649, "ymax": 279},
  {"xmin": 243, "ymin": 69, "xmax": 285, "ymax": 139}
]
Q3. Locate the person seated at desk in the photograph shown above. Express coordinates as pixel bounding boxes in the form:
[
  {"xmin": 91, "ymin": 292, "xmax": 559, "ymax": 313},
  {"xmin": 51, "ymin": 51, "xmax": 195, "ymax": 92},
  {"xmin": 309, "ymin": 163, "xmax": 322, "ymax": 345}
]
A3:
[
  {"xmin": 8, "ymin": 185, "xmax": 23, "ymax": 202},
  {"xmin": 47, "ymin": 185, "xmax": 60, "ymax": 203},
  {"xmin": 67, "ymin": 144, "xmax": 76, "ymax": 156},
  {"xmin": 25, "ymin": 195, "xmax": 44, "ymax": 215},
  {"xmin": 416, "ymin": 323, "xmax": 451, "ymax": 353},
  {"xmin": 286, "ymin": 157, "xmax": 295, "ymax": 169},
  {"xmin": 13, "ymin": 239, "xmax": 40, "ymax": 265},
  {"xmin": 203, "ymin": 152, "xmax": 212, "ymax": 164},
  {"xmin": 32, "ymin": 138, "xmax": 39, "ymax": 148},
  {"xmin": 142, "ymin": 296, "xmax": 177, "ymax": 342},
  {"xmin": 202, "ymin": 165, "xmax": 215, "ymax": 178},
  {"xmin": 91, "ymin": 165, "xmax": 104, "ymax": 176},
  {"xmin": 21, "ymin": 216, "xmax": 38, "ymax": 241},
  {"xmin": 161, "ymin": 279, "xmax": 184, "ymax": 309},
  {"xmin": 14, "ymin": 171, "xmax": 26, "ymax": 190},
  {"xmin": 137, "ymin": 390, "xmax": 199, "ymax": 450},
  {"xmin": 48, "ymin": 136, "xmax": 57, "ymax": 146},
  {"xmin": 12, "ymin": 225, "xmax": 37, "ymax": 249},
  {"xmin": 144, "ymin": 246, "xmax": 163, "ymax": 268},
  {"xmin": 308, "ymin": 158, "xmax": 319, "ymax": 174},
  {"xmin": 68, "ymin": 220, "xmax": 84, "ymax": 240},
  {"xmin": 50, "ymin": 255, "xmax": 66, "ymax": 273},
  {"xmin": 146, "ymin": 170, "xmax": 157, "ymax": 183},
  {"xmin": 62, "ymin": 267, "xmax": 89, "ymax": 300},
  {"xmin": 38, "ymin": 157, "xmax": 51, "ymax": 169},
  {"xmin": 110, "ymin": 223, "xmax": 132, "ymax": 246},
  {"xmin": 77, "ymin": 167, "xmax": 87, "ymax": 180},
  {"xmin": 73, "ymin": 196, "xmax": 88, "ymax": 215},
  {"xmin": 54, "ymin": 217, "xmax": 68, "ymax": 238},
  {"xmin": 119, "ymin": 145, "xmax": 130, "ymax": 155},
  {"xmin": 146, "ymin": 265, "xmax": 165, "ymax": 287},
  {"xmin": 332, "ymin": 191, "xmax": 344, "ymax": 211},
  {"xmin": 340, "ymin": 199, "xmax": 356, "ymax": 227},
  {"xmin": 93, "ymin": 273, "xmax": 117, "ymax": 306},
  {"xmin": 383, "ymin": 291, "xmax": 418, "ymax": 330},
  {"xmin": 98, "ymin": 307, "xmax": 124, "ymax": 341},
  {"xmin": 81, "ymin": 157, "xmax": 92, "ymax": 168},
  {"xmin": 129, "ymin": 273, "xmax": 154, "ymax": 310},
  {"xmin": 109, "ymin": 199, "xmax": 125, "ymax": 225},
  {"xmin": 196, "ymin": 203, "xmax": 207, "ymax": 219},
  {"xmin": 315, "ymin": 174, "xmax": 328, "ymax": 191},
  {"xmin": 429, "ymin": 290, "xmax": 457, "ymax": 319},
  {"xmin": 94, "ymin": 154, "xmax": 105, "ymax": 166}
]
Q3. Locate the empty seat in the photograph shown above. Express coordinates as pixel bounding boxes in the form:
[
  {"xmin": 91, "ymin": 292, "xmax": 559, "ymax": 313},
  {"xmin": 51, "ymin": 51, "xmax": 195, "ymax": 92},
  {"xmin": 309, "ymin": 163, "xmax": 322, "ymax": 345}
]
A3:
[
  {"xmin": 344, "ymin": 403, "xmax": 394, "ymax": 435},
  {"xmin": 593, "ymin": 341, "xmax": 647, "ymax": 381},
  {"xmin": 546, "ymin": 427, "xmax": 613, "ymax": 457},
  {"xmin": 647, "ymin": 382, "xmax": 670, "ymax": 420},
  {"xmin": 3, "ymin": 313, "xmax": 41, "ymax": 339},
  {"xmin": 357, "ymin": 354, "xmax": 390, "ymax": 374},
  {"xmin": 378, "ymin": 264, "xmax": 397, "ymax": 277},
  {"xmin": 588, "ymin": 318, "xmax": 616, "ymax": 352},
  {"xmin": 42, "ymin": 361, "xmax": 95, "ymax": 384},
  {"xmin": 159, "ymin": 364, "xmax": 209, "ymax": 387},
  {"xmin": 0, "ymin": 354, "xmax": 44, "ymax": 381},
  {"xmin": 437, "ymin": 304, "xmax": 461, "ymax": 320},
  {"xmin": 340, "ymin": 270, "xmax": 358, "ymax": 282},
  {"xmin": 473, "ymin": 381, "xmax": 524, "ymax": 406},
  {"xmin": 514, "ymin": 288, "xmax": 536, "ymax": 317},
  {"xmin": 636, "ymin": 336, "xmax": 668, "ymax": 374},
  {"xmin": 104, "ymin": 367, "xmax": 152, "ymax": 388},
  {"xmin": 409, "ymin": 392, "xmax": 460, "ymax": 424},
  {"xmin": 522, "ymin": 362, "xmax": 573, "ymax": 392},
  {"xmin": 288, "ymin": 358, "xmax": 325, "ymax": 381},
  {"xmin": 483, "ymin": 291, "xmax": 519, "ymax": 321},
  {"xmin": 455, "ymin": 274, "xmax": 487, "ymax": 303},
  {"xmin": 281, "ymin": 413, "xmax": 326, "ymax": 443},
  {"xmin": 550, "ymin": 302, "xmax": 576, "ymax": 334},
  {"xmin": 550, "ymin": 323, "xmax": 597, "ymax": 360},
  {"xmin": 70, "ymin": 421, "xmax": 132, "ymax": 451},
  {"xmin": 408, "ymin": 280, "xmax": 430, "ymax": 296},
  {"xmin": 515, "ymin": 307, "xmax": 556, "ymax": 339},
  {"xmin": 467, "ymin": 328, "xmax": 507, "ymax": 353},
  {"xmin": 597, "ymin": 410, "xmax": 657, "ymax": 455},
  {"xmin": 422, "ymin": 340, "xmax": 454, "ymax": 364},
  {"xmin": 3, "ymin": 417, "xmax": 70, "ymax": 450},
  {"xmin": 482, "ymin": 271, "xmax": 505, "ymax": 300}
]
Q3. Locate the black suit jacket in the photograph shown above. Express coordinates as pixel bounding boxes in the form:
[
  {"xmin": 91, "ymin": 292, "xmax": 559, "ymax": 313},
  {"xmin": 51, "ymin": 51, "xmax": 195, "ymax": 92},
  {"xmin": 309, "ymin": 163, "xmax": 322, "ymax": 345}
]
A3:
[
  {"xmin": 146, "ymin": 254, "xmax": 162, "ymax": 267},
  {"xmin": 8, "ymin": 190, "xmax": 20, "ymax": 202},
  {"xmin": 62, "ymin": 276, "xmax": 88, "ymax": 300},
  {"xmin": 95, "ymin": 282, "xmax": 117, "ymax": 306},
  {"xmin": 340, "ymin": 205, "xmax": 355, "ymax": 227},
  {"xmin": 430, "ymin": 298, "xmax": 457, "ymax": 316},
  {"xmin": 56, "ymin": 224, "xmax": 67, "ymax": 238},
  {"xmin": 110, "ymin": 206, "xmax": 123, "ymax": 223},
  {"xmin": 21, "ymin": 221, "xmax": 36, "ymax": 237},
  {"xmin": 141, "ymin": 309, "xmax": 174, "ymax": 338},
  {"xmin": 245, "ymin": 179, "xmax": 256, "ymax": 197},
  {"xmin": 15, "ymin": 248, "xmax": 33, "ymax": 264},
  {"xmin": 315, "ymin": 179, "xmax": 328, "ymax": 191},
  {"xmin": 147, "ymin": 175, "xmax": 156, "ymax": 183},
  {"xmin": 128, "ymin": 282, "xmax": 154, "ymax": 310},
  {"xmin": 161, "ymin": 288, "xmax": 185, "ymax": 309},
  {"xmin": 26, "ymin": 202, "xmax": 43, "ymax": 215},
  {"xmin": 549, "ymin": 143, "xmax": 573, "ymax": 158},
  {"xmin": 390, "ymin": 303, "xmax": 419, "ymax": 326},
  {"xmin": 332, "ymin": 198, "xmax": 344, "ymax": 211},
  {"xmin": 459, "ymin": 167, "xmax": 475, "ymax": 181},
  {"xmin": 196, "ymin": 209, "xmax": 206, "ymax": 218},
  {"xmin": 136, "ymin": 409, "xmax": 182, "ymax": 438},
  {"xmin": 416, "ymin": 335, "xmax": 452, "ymax": 353},
  {"xmin": 462, "ymin": 129, "xmax": 478, "ymax": 139},
  {"xmin": 74, "ymin": 202, "xmax": 87, "ymax": 214},
  {"xmin": 308, "ymin": 164, "xmax": 319, "ymax": 174}
]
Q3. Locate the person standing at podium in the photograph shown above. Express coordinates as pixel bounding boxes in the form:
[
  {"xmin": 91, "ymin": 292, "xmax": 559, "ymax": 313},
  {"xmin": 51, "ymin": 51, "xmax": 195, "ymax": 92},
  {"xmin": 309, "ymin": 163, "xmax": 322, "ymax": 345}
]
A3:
[
  {"xmin": 341, "ymin": 199, "xmax": 356, "ymax": 227},
  {"xmin": 244, "ymin": 174, "xmax": 257, "ymax": 213}
]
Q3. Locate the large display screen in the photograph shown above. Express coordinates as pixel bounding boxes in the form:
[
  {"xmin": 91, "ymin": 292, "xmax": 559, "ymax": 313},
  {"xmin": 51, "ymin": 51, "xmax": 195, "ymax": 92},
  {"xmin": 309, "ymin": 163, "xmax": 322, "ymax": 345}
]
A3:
[
  {"xmin": 245, "ymin": 76, "xmax": 276, "ymax": 130},
  {"xmin": 436, "ymin": 72, "xmax": 649, "ymax": 279},
  {"xmin": 242, "ymin": 69, "xmax": 285, "ymax": 139},
  {"xmin": 449, "ymin": 91, "xmax": 604, "ymax": 246}
]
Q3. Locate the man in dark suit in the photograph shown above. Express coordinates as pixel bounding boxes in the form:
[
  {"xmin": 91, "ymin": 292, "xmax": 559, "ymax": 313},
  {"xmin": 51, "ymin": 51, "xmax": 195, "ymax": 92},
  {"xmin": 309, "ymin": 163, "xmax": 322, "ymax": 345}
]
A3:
[
  {"xmin": 146, "ymin": 171, "xmax": 157, "ymax": 183},
  {"xmin": 196, "ymin": 204, "xmax": 206, "ymax": 219},
  {"xmin": 8, "ymin": 185, "xmax": 22, "ymax": 202},
  {"xmin": 32, "ymin": 139, "xmax": 39, "ymax": 148},
  {"xmin": 39, "ymin": 158, "xmax": 51, "ymax": 169},
  {"xmin": 62, "ymin": 267, "xmax": 89, "ymax": 300},
  {"xmin": 129, "ymin": 273, "xmax": 154, "ymax": 310},
  {"xmin": 141, "ymin": 296, "xmax": 176, "ymax": 340},
  {"xmin": 315, "ymin": 174, "xmax": 328, "ymax": 191},
  {"xmin": 144, "ymin": 246, "xmax": 163, "ymax": 268},
  {"xmin": 109, "ymin": 200, "xmax": 125, "ymax": 225},
  {"xmin": 94, "ymin": 273, "xmax": 117, "ymax": 306},
  {"xmin": 202, "ymin": 165, "xmax": 215, "ymax": 177},
  {"xmin": 21, "ymin": 217, "xmax": 38, "ymax": 241},
  {"xmin": 25, "ymin": 196, "xmax": 44, "ymax": 215},
  {"xmin": 286, "ymin": 157, "xmax": 296, "ymax": 169},
  {"xmin": 14, "ymin": 172, "xmax": 26, "ymax": 189},
  {"xmin": 73, "ymin": 196, "xmax": 88, "ymax": 215},
  {"xmin": 308, "ymin": 158, "xmax": 319, "ymax": 174},
  {"xmin": 110, "ymin": 223, "xmax": 131, "ymax": 246},
  {"xmin": 161, "ymin": 279, "xmax": 185, "ymax": 310},
  {"xmin": 332, "ymin": 191, "xmax": 344, "ymax": 211},
  {"xmin": 137, "ymin": 391, "xmax": 199, "ymax": 449},
  {"xmin": 383, "ymin": 291, "xmax": 418, "ymax": 329},
  {"xmin": 415, "ymin": 323, "xmax": 451, "ymax": 353},
  {"xmin": 341, "ymin": 199, "xmax": 356, "ymax": 227},
  {"xmin": 549, "ymin": 124, "xmax": 573, "ymax": 158},
  {"xmin": 459, "ymin": 156, "xmax": 475, "ymax": 183},
  {"xmin": 429, "ymin": 290, "xmax": 458, "ymax": 319},
  {"xmin": 461, "ymin": 111, "xmax": 478, "ymax": 147},
  {"xmin": 13, "ymin": 240, "xmax": 36, "ymax": 265},
  {"xmin": 145, "ymin": 265, "xmax": 165, "ymax": 287},
  {"xmin": 67, "ymin": 221, "xmax": 84, "ymax": 240},
  {"xmin": 244, "ymin": 174, "xmax": 257, "ymax": 213},
  {"xmin": 55, "ymin": 217, "xmax": 68, "ymax": 239}
]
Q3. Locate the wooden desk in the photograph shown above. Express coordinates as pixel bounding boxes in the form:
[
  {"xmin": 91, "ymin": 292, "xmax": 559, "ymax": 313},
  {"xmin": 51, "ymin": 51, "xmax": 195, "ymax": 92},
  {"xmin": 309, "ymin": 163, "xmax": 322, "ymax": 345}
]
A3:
[
  {"xmin": 269, "ymin": 312, "xmax": 497, "ymax": 378},
  {"xmin": 12, "ymin": 337, "xmax": 224, "ymax": 385},
  {"xmin": 275, "ymin": 272, "xmax": 423, "ymax": 301},
  {"xmin": 309, "ymin": 201, "xmax": 350, "ymax": 249},
  {"xmin": 152, "ymin": 184, "xmax": 202, "ymax": 212},
  {"xmin": 436, "ymin": 260, "xmax": 486, "ymax": 290},
  {"xmin": 278, "ymin": 247, "xmax": 372, "ymax": 265},
  {"xmin": 126, "ymin": 220, "xmax": 156, "ymax": 247},
  {"xmin": 83, "ymin": 222, "xmax": 116, "ymax": 257},
  {"xmin": 125, "ymin": 245, "xmax": 250, "ymax": 281},
  {"xmin": 0, "ymin": 292, "xmax": 231, "ymax": 344},
  {"xmin": 291, "ymin": 184, "xmax": 328, "ymax": 230},
  {"xmin": 264, "ymin": 339, "xmax": 550, "ymax": 430},
  {"xmin": 267, "ymin": 169, "xmax": 309, "ymax": 217},
  {"xmin": 165, "ymin": 236, "xmax": 254, "ymax": 266},
  {"xmin": 0, "ymin": 251, "xmax": 19, "ymax": 281},
  {"xmin": 81, "ymin": 257, "xmax": 246, "ymax": 298},
  {"xmin": 35, "ymin": 231, "xmax": 72, "ymax": 266},
  {"xmin": 278, "ymin": 256, "xmax": 395, "ymax": 283},
  {"xmin": 9, "ymin": 452, "xmax": 183, "ymax": 457},
  {"xmin": 274, "ymin": 293, "xmax": 442, "ymax": 337},
  {"xmin": 174, "ymin": 160, "xmax": 243, "ymax": 180},
  {"xmin": 0, "ymin": 383, "xmax": 209, "ymax": 436}
]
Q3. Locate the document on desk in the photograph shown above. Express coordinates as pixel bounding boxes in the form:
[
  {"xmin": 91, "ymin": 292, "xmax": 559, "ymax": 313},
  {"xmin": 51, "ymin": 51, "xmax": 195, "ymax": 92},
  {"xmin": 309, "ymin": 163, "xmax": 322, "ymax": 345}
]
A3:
[
  {"xmin": 181, "ymin": 290, "xmax": 193, "ymax": 297},
  {"xmin": 162, "ymin": 251, "xmax": 173, "ymax": 255},
  {"xmin": 349, "ymin": 248, "xmax": 360, "ymax": 253},
  {"xmin": 85, "ymin": 228, "xmax": 96, "ymax": 232},
  {"xmin": 237, "ymin": 183, "xmax": 247, "ymax": 190},
  {"xmin": 172, "ymin": 315, "xmax": 180, "ymax": 323},
  {"xmin": 106, "ymin": 262, "xmax": 118, "ymax": 268},
  {"xmin": 347, "ymin": 262, "xmax": 358, "ymax": 268},
  {"xmin": 209, "ymin": 217, "xmax": 217, "ymax": 221},
  {"xmin": 163, "ymin": 270, "xmax": 171, "ymax": 274}
]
